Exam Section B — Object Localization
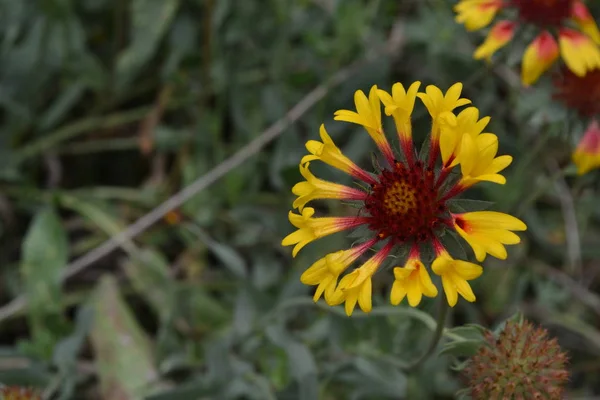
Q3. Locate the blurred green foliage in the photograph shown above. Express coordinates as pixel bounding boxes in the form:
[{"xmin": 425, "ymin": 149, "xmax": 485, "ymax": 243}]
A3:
[{"xmin": 1, "ymin": 0, "xmax": 600, "ymax": 399}]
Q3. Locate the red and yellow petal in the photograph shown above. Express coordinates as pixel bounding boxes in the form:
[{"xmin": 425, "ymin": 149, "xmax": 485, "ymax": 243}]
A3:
[
  {"xmin": 522, "ymin": 31, "xmax": 559, "ymax": 86},
  {"xmin": 454, "ymin": 0, "xmax": 504, "ymax": 32},
  {"xmin": 474, "ymin": 20, "xmax": 516, "ymax": 61},
  {"xmin": 573, "ymin": 119, "xmax": 600, "ymax": 175},
  {"xmin": 559, "ymin": 28, "xmax": 600, "ymax": 77},
  {"xmin": 571, "ymin": 0, "xmax": 600, "ymax": 45}
]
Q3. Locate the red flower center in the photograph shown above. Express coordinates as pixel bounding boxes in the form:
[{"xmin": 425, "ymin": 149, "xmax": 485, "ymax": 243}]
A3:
[
  {"xmin": 364, "ymin": 161, "xmax": 447, "ymax": 244},
  {"xmin": 553, "ymin": 67, "xmax": 600, "ymax": 117},
  {"xmin": 512, "ymin": 0, "xmax": 573, "ymax": 26}
]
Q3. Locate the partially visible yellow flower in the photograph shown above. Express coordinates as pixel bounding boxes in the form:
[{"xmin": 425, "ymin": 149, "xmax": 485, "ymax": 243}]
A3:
[
  {"xmin": 376, "ymin": 81, "xmax": 421, "ymax": 146},
  {"xmin": 454, "ymin": 0, "xmax": 503, "ymax": 32},
  {"xmin": 390, "ymin": 252, "xmax": 438, "ymax": 307},
  {"xmin": 334, "ymin": 85, "xmax": 395, "ymax": 163},
  {"xmin": 473, "ymin": 20, "xmax": 516, "ymax": 61},
  {"xmin": 432, "ymin": 251, "xmax": 483, "ymax": 307},
  {"xmin": 455, "ymin": 0, "xmax": 600, "ymax": 85},
  {"xmin": 300, "ymin": 239, "xmax": 374, "ymax": 303},
  {"xmin": 301, "ymin": 124, "xmax": 375, "ymax": 184},
  {"xmin": 439, "ymin": 107, "xmax": 491, "ymax": 167},
  {"xmin": 522, "ymin": 31, "xmax": 559, "ymax": 87},
  {"xmin": 329, "ymin": 243, "xmax": 393, "ymax": 316},
  {"xmin": 292, "ymin": 162, "xmax": 367, "ymax": 211},
  {"xmin": 281, "ymin": 207, "xmax": 367, "ymax": 257},
  {"xmin": 559, "ymin": 28, "xmax": 600, "ymax": 77},
  {"xmin": 456, "ymin": 133, "xmax": 513, "ymax": 188},
  {"xmin": 573, "ymin": 119, "xmax": 600, "ymax": 175},
  {"xmin": 453, "ymin": 211, "xmax": 527, "ymax": 262}
]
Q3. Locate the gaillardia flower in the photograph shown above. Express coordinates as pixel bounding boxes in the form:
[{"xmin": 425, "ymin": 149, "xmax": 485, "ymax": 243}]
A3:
[
  {"xmin": 282, "ymin": 82, "xmax": 527, "ymax": 315},
  {"xmin": 0, "ymin": 386, "xmax": 41, "ymax": 400},
  {"xmin": 454, "ymin": 0, "xmax": 600, "ymax": 86}
]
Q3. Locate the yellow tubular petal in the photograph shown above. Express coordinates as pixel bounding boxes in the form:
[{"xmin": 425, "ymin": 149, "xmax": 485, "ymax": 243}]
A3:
[
  {"xmin": 559, "ymin": 28, "xmax": 600, "ymax": 77},
  {"xmin": 473, "ymin": 174, "xmax": 506, "ymax": 185}
]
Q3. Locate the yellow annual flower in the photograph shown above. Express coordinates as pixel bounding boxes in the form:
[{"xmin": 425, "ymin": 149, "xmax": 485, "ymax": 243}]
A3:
[
  {"xmin": 282, "ymin": 81, "xmax": 526, "ymax": 312},
  {"xmin": 454, "ymin": 0, "xmax": 600, "ymax": 85}
]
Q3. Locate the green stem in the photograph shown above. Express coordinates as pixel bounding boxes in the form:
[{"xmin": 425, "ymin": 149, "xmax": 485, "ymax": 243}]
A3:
[{"xmin": 405, "ymin": 298, "xmax": 449, "ymax": 370}]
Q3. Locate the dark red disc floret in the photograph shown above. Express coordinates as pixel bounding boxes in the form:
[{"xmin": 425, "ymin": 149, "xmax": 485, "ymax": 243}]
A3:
[
  {"xmin": 364, "ymin": 161, "xmax": 448, "ymax": 244},
  {"xmin": 511, "ymin": 0, "xmax": 573, "ymax": 26}
]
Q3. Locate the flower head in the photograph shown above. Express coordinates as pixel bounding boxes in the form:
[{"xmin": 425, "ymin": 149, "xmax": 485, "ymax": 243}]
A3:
[
  {"xmin": 455, "ymin": 0, "xmax": 600, "ymax": 85},
  {"xmin": 572, "ymin": 120, "xmax": 600, "ymax": 175},
  {"xmin": 464, "ymin": 320, "xmax": 569, "ymax": 399},
  {"xmin": 282, "ymin": 82, "xmax": 526, "ymax": 311}
]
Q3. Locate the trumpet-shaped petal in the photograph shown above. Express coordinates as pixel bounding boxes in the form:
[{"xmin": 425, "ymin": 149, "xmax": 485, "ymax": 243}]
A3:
[
  {"xmin": 439, "ymin": 107, "xmax": 491, "ymax": 167},
  {"xmin": 454, "ymin": 0, "xmax": 503, "ymax": 32},
  {"xmin": 571, "ymin": 1, "xmax": 600, "ymax": 45},
  {"xmin": 281, "ymin": 208, "xmax": 368, "ymax": 257},
  {"xmin": 417, "ymin": 82, "xmax": 472, "ymax": 122},
  {"xmin": 390, "ymin": 256, "xmax": 438, "ymax": 307},
  {"xmin": 457, "ymin": 133, "xmax": 513, "ymax": 188},
  {"xmin": 453, "ymin": 211, "xmax": 527, "ymax": 262},
  {"xmin": 417, "ymin": 83, "xmax": 472, "ymax": 151},
  {"xmin": 292, "ymin": 162, "xmax": 367, "ymax": 211},
  {"xmin": 573, "ymin": 119, "xmax": 600, "ymax": 175},
  {"xmin": 377, "ymin": 81, "xmax": 421, "ymax": 150},
  {"xmin": 473, "ymin": 20, "xmax": 516, "ymax": 61},
  {"xmin": 302, "ymin": 124, "xmax": 375, "ymax": 184},
  {"xmin": 329, "ymin": 243, "xmax": 393, "ymax": 316},
  {"xmin": 522, "ymin": 31, "xmax": 559, "ymax": 86},
  {"xmin": 334, "ymin": 85, "xmax": 394, "ymax": 163},
  {"xmin": 432, "ymin": 252, "xmax": 483, "ymax": 307},
  {"xmin": 559, "ymin": 28, "xmax": 600, "ymax": 77},
  {"xmin": 300, "ymin": 239, "xmax": 374, "ymax": 303}
]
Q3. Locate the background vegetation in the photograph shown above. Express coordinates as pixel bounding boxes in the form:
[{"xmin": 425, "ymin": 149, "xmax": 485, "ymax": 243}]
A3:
[{"xmin": 1, "ymin": 0, "xmax": 599, "ymax": 398}]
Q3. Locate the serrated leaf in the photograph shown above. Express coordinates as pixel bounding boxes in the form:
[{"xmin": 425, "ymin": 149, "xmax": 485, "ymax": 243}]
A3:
[
  {"xmin": 20, "ymin": 207, "xmax": 69, "ymax": 358},
  {"xmin": 89, "ymin": 275, "xmax": 161, "ymax": 399}
]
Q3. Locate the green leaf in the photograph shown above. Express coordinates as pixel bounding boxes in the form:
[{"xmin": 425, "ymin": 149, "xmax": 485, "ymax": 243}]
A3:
[
  {"xmin": 116, "ymin": 0, "xmax": 180, "ymax": 88},
  {"xmin": 446, "ymin": 198, "xmax": 494, "ymax": 213},
  {"xmin": 20, "ymin": 207, "xmax": 69, "ymax": 358},
  {"xmin": 89, "ymin": 275, "xmax": 162, "ymax": 399}
]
